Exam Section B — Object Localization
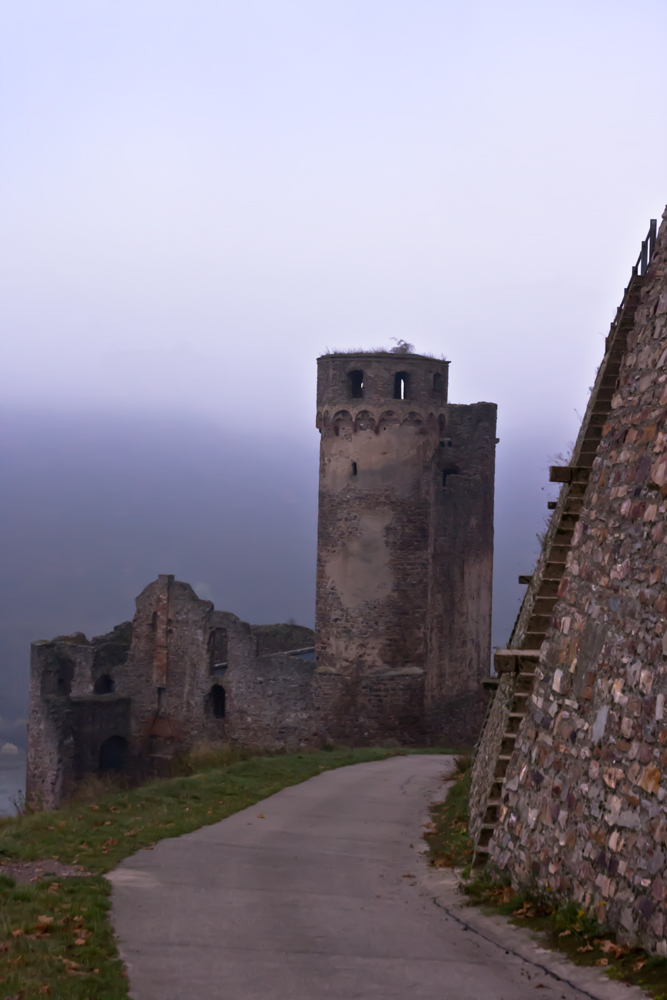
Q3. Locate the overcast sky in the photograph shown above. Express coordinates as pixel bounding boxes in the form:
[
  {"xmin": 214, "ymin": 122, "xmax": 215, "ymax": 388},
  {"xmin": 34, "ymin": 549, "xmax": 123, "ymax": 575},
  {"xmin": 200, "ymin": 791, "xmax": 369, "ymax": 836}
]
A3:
[{"xmin": 1, "ymin": 1, "xmax": 666, "ymax": 742}]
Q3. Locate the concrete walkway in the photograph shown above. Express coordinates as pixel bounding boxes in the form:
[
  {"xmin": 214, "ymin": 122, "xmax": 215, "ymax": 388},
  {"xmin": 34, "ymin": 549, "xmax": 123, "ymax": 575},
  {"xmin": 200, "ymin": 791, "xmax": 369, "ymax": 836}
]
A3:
[{"xmin": 109, "ymin": 755, "xmax": 646, "ymax": 1000}]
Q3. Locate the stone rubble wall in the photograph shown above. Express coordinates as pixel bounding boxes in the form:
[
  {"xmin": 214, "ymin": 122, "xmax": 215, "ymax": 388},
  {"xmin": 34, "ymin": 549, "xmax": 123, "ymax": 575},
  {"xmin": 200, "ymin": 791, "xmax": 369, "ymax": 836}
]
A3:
[
  {"xmin": 489, "ymin": 208, "xmax": 667, "ymax": 953},
  {"xmin": 469, "ymin": 674, "xmax": 516, "ymax": 844},
  {"xmin": 27, "ymin": 578, "xmax": 318, "ymax": 809}
]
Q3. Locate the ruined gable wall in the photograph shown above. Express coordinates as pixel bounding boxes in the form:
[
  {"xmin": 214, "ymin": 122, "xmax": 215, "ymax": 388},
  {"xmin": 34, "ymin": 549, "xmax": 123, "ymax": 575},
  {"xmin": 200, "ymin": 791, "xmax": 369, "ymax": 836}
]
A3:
[
  {"xmin": 122, "ymin": 580, "xmax": 318, "ymax": 753},
  {"xmin": 425, "ymin": 401, "xmax": 496, "ymax": 744},
  {"xmin": 26, "ymin": 634, "xmax": 131, "ymax": 809},
  {"xmin": 489, "ymin": 209, "xmax": 667, "ymax": 951}
]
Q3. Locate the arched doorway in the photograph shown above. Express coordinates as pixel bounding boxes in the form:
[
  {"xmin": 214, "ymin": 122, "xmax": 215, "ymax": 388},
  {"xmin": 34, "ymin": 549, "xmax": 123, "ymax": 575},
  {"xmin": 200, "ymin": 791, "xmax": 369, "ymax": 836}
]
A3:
[{"xmin": 94, "ymin": 674, "xmax": 115, "ymax": 694}]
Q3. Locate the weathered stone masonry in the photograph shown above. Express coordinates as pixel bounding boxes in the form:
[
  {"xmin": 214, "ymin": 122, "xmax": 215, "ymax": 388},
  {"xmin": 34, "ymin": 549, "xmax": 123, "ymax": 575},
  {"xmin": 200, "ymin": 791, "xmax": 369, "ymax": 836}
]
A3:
[
  {"xmin": 27, "ymin": 576, "xmax": 316, "ymax": 810},
  {"xmin": 27, "ymin": 349, "xmax": 498, "ymax": 806},
  {"xmin": 315, "ymin": 352, "xmax": 496, "ymax": 745},
  {"xmin": 475, "ymin": 208, "xmax": 667, "ymax": 954}
]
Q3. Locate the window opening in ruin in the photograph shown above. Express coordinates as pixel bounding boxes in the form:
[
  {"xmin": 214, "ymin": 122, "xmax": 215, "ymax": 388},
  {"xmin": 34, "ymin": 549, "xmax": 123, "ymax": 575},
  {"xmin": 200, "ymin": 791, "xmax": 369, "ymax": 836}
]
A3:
[
  {"xmin": 433, "ymin": 373, "xmax": 444, "ymax": 394},
  {"xmin": 348, "ymin": 370, "xmax": 364, "ymax": 399},
  {"xmin": 209, "ymin": 628, "xmax": 228, "ymax": 673},
  {"xmin": 352, "ymin": 461, "xmax": 357, "ymax": 476},
  {"xmin": 442, "ymin": 466, "xmax": 460, "ymax": 486},
  {"xmin": 151, "ymin": 611, "xmax": 157, "ymax": 632},
  {"xmin": 438, "ymin": 414, "xmax": 446, "ymax": 436},
  {"xmin": 210, "ymin": 685, "xmax": 226, "ymax": 718},
  {"xmin": 99, "ymin": 735, "xmax": 127, "ymax": 771},
  {"xmin": 55, "ymin": 655, "xmax": 74, "ymax": 696},
  {"xmin": 94, "ymin": 674, "xmax": 115, "ymax": 695},
  {"xmin": 394, "ymin": 372, "xmax": 410, "ymax": 400},
  {"xmin": 157, "ymin": 687, "xmax": 166, "ymax": 714}
]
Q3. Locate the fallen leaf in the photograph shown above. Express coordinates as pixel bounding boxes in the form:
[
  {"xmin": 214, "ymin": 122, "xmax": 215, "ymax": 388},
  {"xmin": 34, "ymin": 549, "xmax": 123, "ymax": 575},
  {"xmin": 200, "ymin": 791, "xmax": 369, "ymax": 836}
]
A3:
[
  {"xmin": 576, "ymin": 944, "xmax": 593, "ymax": 953},
  {"xmin": 11, "ymin": 929, "xmax": 24, "ymax": 938},
  {"xmin": 558, "ymin": 929, "xmax": 572, "ymax": 938},
  {"xmin": 633, "ymin": 959, "xmax": 646, "ymax": 972},
  {"xmin": 89, "ymin": 805, "xmax": 99, "ymax": 811},
  {"xmin": 257, "ymin": 814, "xmax": 265, "ymax": 819},
  {"xmin": 595, "ymin": 958, "xmax": 609, "ymax": 967},
  {"xmin": 402, "ymin": 874, "xmax": 415, "ymax": 878},
  {"xmin": 74, "ymin": 938, "xmax": 87, "ymax": 946},
  {"xmin": 598, "ymin": 939, "xmax": 626, "ymax": 958}
]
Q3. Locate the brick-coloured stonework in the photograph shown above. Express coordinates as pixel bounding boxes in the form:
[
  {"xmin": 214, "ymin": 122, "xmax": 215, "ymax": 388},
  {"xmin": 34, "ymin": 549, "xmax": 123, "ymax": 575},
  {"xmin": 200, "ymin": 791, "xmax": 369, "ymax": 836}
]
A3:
[
  {"xmin": 315, "ymin": 352, "xmax": 496, "ymax": 744},
  {"xmin": 27, "ymin": 576, "xmax": 316, "ymax": 809},
  {"xmin": 476, "ymin": 208, "xmax": 667, "ymax": 953}
]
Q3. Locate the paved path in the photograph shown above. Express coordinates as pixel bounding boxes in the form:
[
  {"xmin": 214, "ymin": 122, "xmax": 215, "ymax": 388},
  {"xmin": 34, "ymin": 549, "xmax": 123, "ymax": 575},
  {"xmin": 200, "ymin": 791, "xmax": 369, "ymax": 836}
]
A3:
[{"xmin": 109, "ymin": 755, "xmax": 646, "ymax": 1000}]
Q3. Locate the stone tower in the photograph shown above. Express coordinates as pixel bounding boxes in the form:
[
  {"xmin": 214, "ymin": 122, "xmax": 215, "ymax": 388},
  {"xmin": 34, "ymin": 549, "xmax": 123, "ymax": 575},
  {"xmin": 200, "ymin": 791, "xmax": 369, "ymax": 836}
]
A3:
[{"xmin": 314, "ymin": 350, "xmax": 497, "ymax": 745}]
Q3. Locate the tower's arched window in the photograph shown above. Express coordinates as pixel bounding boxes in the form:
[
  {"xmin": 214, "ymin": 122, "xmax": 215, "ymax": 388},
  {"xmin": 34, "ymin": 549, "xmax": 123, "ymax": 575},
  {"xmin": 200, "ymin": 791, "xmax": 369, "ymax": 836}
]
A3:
[
  {"xmin": 99, "ymin": 735, "xmax": 127, "ymax": 771},
  {"xmin": 394, "ymin": 372, "xmax": 410, "ymax": 400},
  {"xmin": 94, "ymin": 674, "xmax": 115, "ymax": 694},
  {"xmin": 208, "ymin": 628, "xmax": 228, "ymax": 673},
  {"xmin": 433, "ymin": 373, "xmax": 444, "ymax": 394},
  {"xmin": 442, "ymin": 465, "xmax": 460, "ymax": 487},
  {"xmin": 210, "ymin": 685, "xmax": 226, "ymax": 719},
  {"xmin": 348, "ymin": 370, "xmax": 364, "ymax": 399}
]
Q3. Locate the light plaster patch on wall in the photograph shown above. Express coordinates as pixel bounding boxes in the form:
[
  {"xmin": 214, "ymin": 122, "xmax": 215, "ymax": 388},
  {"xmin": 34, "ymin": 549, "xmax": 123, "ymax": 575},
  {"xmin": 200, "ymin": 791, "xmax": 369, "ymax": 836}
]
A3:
[
  {"xmin": 591, "ymin": 704, "xmax": 609, "ymax": 743},
  {"xmin": 326, "ymin": 511, "xmax": 394, "ymax": 609},
  {"xmin": 324, "ymin": 426, "xmax": 426, "ymax": 494}
]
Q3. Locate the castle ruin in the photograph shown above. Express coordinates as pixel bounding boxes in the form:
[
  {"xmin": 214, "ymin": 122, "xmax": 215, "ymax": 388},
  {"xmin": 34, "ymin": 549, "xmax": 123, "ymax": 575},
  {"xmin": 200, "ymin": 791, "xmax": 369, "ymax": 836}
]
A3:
[{"xmin": 27, "ymin": 352, "xmax": 497, "ymax": 808}]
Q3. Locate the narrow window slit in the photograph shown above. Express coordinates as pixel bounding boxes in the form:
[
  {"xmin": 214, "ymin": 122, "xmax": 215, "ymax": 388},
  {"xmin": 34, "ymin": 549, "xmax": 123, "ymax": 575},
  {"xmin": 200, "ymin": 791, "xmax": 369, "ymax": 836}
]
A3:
[
  {"xmin": 352, "ymin": 462, "xmax": 357, "ymax": 476},
  {"xmin": 348, "ymin": 370, "xmax": 364, "ymax": 399},
  {"xmin": 394, "ymin": 372, "xmax": 410, "ymax": 400}
]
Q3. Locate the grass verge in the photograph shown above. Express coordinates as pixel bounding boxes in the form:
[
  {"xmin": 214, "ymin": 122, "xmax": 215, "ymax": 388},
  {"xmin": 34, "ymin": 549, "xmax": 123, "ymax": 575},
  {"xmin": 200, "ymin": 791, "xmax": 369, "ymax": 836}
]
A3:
[
  {"xmin": 425, "ymin": 762, "xmax": 667, "ymax": 998},
  {"xmin": 0, "ymin": 745, "xmax": 445, "ymax": 999}
]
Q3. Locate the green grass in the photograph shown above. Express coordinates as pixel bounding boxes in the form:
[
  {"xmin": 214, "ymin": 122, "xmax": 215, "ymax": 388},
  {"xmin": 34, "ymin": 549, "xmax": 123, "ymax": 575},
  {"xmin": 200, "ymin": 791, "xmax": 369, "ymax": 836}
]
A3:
[
  {"xmin": 0, "ymin": 745, "xmax": 451, "ymax": 998},
  {"xmin": 424, "ymin": 769, "xmax": 667, "ymax": 997},
  {"xmin": 423, "ymin": 760, "xmax": 473, "ymax": 872}
]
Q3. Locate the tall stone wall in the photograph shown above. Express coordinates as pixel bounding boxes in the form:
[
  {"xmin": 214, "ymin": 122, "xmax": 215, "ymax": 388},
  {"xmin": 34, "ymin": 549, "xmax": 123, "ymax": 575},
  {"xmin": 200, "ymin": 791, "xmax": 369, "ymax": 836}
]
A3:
[
  {"xmin": 489, "ymin": 208, "xmax": 667, "ymax": 952},
  {"xmin": 425, "ymin": 401, "xmax": 497, "ymax": 742}
]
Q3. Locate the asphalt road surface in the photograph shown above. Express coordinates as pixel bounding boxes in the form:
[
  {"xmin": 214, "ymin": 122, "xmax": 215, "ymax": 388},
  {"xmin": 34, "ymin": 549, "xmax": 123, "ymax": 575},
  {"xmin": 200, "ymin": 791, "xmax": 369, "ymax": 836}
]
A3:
[{"xmin": 109, "ymin": 755, "xmax": 645, "ymax": 1000}]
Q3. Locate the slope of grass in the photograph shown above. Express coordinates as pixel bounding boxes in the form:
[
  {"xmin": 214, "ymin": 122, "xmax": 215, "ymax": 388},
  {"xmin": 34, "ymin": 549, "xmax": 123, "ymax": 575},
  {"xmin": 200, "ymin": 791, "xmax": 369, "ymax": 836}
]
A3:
[
  {"xmin": 423, "ymin": 758, "xmax": 473, "ymax": 872},
  {"xmin": 0, "ymin": 746, "xmax": 424, "ymax": 999}
]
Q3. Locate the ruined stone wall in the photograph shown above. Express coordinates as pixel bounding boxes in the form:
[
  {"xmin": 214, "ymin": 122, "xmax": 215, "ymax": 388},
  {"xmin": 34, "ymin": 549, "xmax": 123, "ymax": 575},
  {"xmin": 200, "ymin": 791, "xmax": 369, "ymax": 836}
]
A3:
[
  {"xmin": 27, "ymin": 578, "xmax": 317, "ymax": 808},
  {"xmin": 314, "ymin": 351, "xmax": 495, "ymax": 745},
  {"xmin": 489, "ymin": 209, "xmax": 667, "ymax": 952},
  {"xmin": 469, "ymin": 674, "xmax": 515, "ymax": 844},
  {"xmin": 425, "ymin": 402, "xmax": 496, "ymax": 742},
  {"xmin": 226, "ymin": 649, "xmax": 318, "ymax": 748},
  {"xmin": 26, "ymin": 629, "xmax": 132, "ymax": 809}
]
